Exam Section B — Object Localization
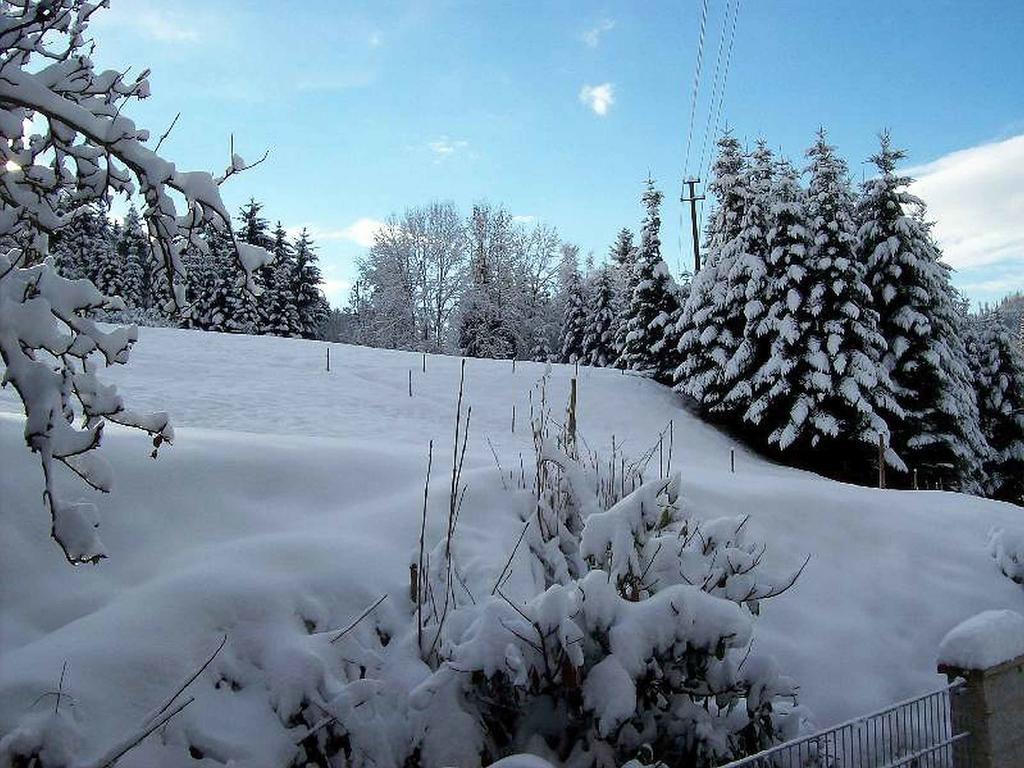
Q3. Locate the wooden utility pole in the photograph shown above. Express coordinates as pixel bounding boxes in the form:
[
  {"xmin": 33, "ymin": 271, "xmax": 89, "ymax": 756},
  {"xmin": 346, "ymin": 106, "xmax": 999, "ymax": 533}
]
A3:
[{"xmin": 681, "ymin": 178, "xmax": 705, "ymax": 273}]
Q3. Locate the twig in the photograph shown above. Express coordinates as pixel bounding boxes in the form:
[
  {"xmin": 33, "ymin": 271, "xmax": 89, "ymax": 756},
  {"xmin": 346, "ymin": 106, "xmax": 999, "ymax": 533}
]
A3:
[
  {"xmin": 491, "ymin": 520, "xmax": 531, "ymax": 595},
  {"xmin": 55, "ymin": 659, "xmax": 67, "ymax": 715},
  {"xmin": 417, "ymin": 440, "xmax": 433, "ymax": 650},
  {"xmin": 86, "ymin": 697, "xmax": 195, "ymax": 768},
  {"xmin": 330, "ymin": 594, "xmax": 389, "ymax": 645},
  {"xmin": 153, "ymin": 111, "xmax": 180, "ymax": 153},
  {"xmin": 487, "ymin": 438, "xmax": 508, "ymax": 491},
  {"xmin": 143, "ymin": 634, "xmax": 227, "ymax": 727}
]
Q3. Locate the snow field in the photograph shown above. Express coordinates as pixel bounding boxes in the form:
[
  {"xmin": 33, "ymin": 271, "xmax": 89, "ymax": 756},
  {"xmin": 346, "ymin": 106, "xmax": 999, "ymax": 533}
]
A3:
[{"xmin": 2, "ymin": 326, "xmax": 1023, "ymax": 765}]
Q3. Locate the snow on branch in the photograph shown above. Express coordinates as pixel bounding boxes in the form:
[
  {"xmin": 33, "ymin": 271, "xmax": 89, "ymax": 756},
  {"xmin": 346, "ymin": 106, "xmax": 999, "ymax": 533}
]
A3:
[{"xmin": 0, "ymin": 0, "xmax": 272, "ymax": 563}]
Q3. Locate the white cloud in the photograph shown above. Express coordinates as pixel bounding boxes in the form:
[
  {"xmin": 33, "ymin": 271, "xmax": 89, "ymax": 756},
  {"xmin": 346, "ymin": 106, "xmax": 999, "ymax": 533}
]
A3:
[
  {"xmin": 95, "ymin": 2, "xmax": 201, "ymax": 43},
  {"xmin": 322, "ymin": 278, "xmax": 353, "ymax": 307},
  {"xmin": 581, "ymin": 18, "xmax": 615, "ymax": 48},
  {"xmin": 907, "ymin": 133, "xmax": 1024, "ymax": 271},
  {"xmin": 511, "ymin": 215, "xmax": 536, "ymax": 225},
  {"xmin": 288, "ymin": 218, "xmax": 386, "ymax": 249},
  {"xmin": 958, "ymin": 271, "xmax": 1024, "ymax": 296},
  {"xmin": 369, "ymin": 32, "xmax": 382, "ymax": 48},
  {"xmin": 427, "ymin": 136, "xmax": 469, "ymax": 161},
  {"xmin": 579, "ymin": 83, "xmax": 614, "ymax": 116},
  {"xmin": 139, "ymin": 10, "xmax": 199, "ymax": 42}
]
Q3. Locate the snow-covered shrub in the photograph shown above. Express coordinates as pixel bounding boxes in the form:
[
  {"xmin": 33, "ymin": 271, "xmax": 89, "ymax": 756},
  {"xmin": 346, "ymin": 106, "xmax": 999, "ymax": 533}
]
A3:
[
  {"xmin": 411, "ymin": 377, "xmax": 805, "ymax": 767},
  {"xmin": 0, "ymin": 0, "xmax": 271, "ymax": 563},
  {"xmin": 989, "ymin": 528, "xmax": 1024, "ymax": 586}
]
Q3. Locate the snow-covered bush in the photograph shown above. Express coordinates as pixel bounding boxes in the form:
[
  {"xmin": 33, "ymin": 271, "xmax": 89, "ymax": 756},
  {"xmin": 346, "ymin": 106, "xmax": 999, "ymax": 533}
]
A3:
[
  {"xmin": 989, "ymin": 528, "xmax": 1024, "ymax": 586},
  {"xmin": 0, "ymin": 0, "xmax": 271, "ymax": 563},
  {"xmin": 409, "ymin": 376, "xmax": 805, "ymax": 767}
]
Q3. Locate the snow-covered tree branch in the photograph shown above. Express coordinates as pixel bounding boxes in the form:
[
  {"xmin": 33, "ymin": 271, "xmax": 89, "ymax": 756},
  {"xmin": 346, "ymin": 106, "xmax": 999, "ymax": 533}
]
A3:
[{"xmin": 0, "ymin": 0, "xmax": 272, "ymax": 563}]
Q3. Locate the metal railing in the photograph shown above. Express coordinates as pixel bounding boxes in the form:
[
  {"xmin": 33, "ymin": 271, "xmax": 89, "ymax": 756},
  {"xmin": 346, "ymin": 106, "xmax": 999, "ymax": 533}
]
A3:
[{"xmin": 718, "ymin": 681, "xmax": 971, "ymax": 768}]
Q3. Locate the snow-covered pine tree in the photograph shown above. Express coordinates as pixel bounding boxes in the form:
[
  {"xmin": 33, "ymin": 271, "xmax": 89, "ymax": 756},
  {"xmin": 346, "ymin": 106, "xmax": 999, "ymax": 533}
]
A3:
[
  {"xmin": 216, "ymin": 200, "xmax": 270, "ymax": 334},
  {"xmin": 742, "ymin": 138, "xmax": 902, "ymax": 478},
  {"xmin": 117, "ymin": 206, "xmax": 149, "ymax": 309},
  {"xmin": 558, "ymin": 246, "xmax": 588, "ymax": 364},
  {"xmin": 715, "ymin": 140, "xmax": 776, "ymax": 414},
  {"xmin": 675, "ymin": 131, "xmax": 750, "ymax": 401},
  {"xmin": 614, "ymin": 178, "xmax": 680, "ymax": 381},
  {"xmin": 264, "ymin": 223, "xmax": 301, "ymax": 337},
  {"xmin": 580, "ymin": 266, "xmax": 618, "ymax": 367},
  {"xmin": 657, "ymin": 270, "xmax": 691, "ymax": 382},
  {"xmin": 180, "ymin": 226, "xmax": 228, "ymax": 330},
  {"xmin": 292, "ymin": 228, "xmax": 330, "ymax": 339},
  {"xmin": 609, "ymin": 227, "xmax": 638, "ymax": 333},
  {"xmin": 50, "ymin": 204, "xmax": 111, "ymax": 284},
  {"xmin": 238, "ymin": 199, "xmax": 273, "ymax": 326},
  {"xmin": 91, "ymin": 219, "xmax": 125, "ymax": 302},
  {"xmin": 965, "ymin": 312, "xmax": 1024, "ymax": 504},
  {"xmin": 859, "ymin": 133, "xmax": 987, "ymax": 491}
]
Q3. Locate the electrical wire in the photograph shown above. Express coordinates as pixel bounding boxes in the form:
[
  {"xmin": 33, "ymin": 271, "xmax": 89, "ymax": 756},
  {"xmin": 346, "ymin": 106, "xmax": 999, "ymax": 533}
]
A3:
[{"xmin": 682, "ymin": 0, "xmax": 710, "ymax": 179}]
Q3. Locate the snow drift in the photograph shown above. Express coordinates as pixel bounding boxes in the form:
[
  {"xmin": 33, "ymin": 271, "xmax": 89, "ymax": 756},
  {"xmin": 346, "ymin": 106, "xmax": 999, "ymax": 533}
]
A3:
[{"xmin": 2, "ymin": 326, "xmax": 1023, "ymax": 766}]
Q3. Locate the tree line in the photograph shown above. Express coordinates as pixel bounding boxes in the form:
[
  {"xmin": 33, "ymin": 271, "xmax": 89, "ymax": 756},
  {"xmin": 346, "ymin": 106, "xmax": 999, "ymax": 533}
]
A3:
[
  {"xmin": 50, "ymin": 199, "xmax": 331, "ymax": 340},
  {"xmin": 339, "ymin": 130, "xmax": 1024, "ymax": 504}
]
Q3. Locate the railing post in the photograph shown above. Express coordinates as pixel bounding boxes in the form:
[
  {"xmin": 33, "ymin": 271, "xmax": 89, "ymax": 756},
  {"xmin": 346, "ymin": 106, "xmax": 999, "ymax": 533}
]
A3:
[{"xmin": 938, "ymin": 611, "xmax": 1024, "ymax": 768}]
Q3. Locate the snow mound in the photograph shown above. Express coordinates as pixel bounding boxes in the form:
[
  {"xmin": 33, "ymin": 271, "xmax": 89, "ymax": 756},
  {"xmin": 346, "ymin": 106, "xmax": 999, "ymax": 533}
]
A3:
[
  {"xmin": 938, "ymin": 610, "xmax": 1024, "ymax": 670},
  {"xmin": 989, "ymin": 527, "xmax": 1024, "ymax": 584}
]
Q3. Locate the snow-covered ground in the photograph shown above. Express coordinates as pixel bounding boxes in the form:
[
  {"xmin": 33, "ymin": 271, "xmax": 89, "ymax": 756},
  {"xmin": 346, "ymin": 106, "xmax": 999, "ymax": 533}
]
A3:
[{"xmin": 2, "ymin": 326, "xmax": 1023, "ymax": 764}]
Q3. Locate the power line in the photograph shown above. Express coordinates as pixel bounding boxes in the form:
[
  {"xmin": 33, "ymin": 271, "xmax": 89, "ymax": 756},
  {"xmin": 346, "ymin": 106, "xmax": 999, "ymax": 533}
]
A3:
[
  {"xmin": 710, "ymin": 0, "xmax": 742, "ymax": 155},
  {"xmin": 695, "ymin": 0, "xmax": 733, "ymax": 186},
  {"xmin": 682, "ymin": 0, "xmax": 710, "ymax": 179},
  {"xmin": 700, "ymin": 0, "xmax": 742, "ymax": 222},
  {"xmin": 679, "ymin": 0, "xmax": 710, "ymax": 275}
]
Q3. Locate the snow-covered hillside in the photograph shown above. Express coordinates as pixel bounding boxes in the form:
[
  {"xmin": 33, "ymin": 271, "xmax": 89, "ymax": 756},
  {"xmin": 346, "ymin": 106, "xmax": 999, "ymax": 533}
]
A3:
[{"xmin": 2, "ymin": 326, "xmax": 1022, "ymax": 765}]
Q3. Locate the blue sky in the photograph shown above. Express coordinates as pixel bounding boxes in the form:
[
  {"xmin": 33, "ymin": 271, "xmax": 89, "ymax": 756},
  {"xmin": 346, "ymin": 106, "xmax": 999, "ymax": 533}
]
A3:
[{"xmin": 92, "ymin": 1, "xmax": 1024, "ymax": 307}]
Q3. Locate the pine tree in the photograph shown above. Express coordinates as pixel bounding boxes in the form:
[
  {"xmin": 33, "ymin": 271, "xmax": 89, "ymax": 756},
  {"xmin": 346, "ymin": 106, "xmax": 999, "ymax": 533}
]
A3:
[
  {"xmin": 581, "ymin": 266, "xmax": 619, "ymax": 367},
  {"xmin": 859, "ymin": 133, "xmax": 987, "ymax": 491},
  {"xmin": 220, "ymin": 200, "xmax": 271, "ymax": 335},
  {"xmin": 292, "ymin": 229, "xmax": 330, "ymax": 339},
  {"xmin": 91, "ymin": 220, "xmax": 124, "ymax": 300},
  {"xmin": 614, "ymin": 178, "xmax": 680, "ymax": 380},
  {"xmin": 609, "ymin": 228, "xmax": 638, "ymax": 357},
  {"xmin": 744, "ymin": 136, "xmax": 901, "ymax": 477},
  {"xmin": 50, "ymin": 204, "xmax": 111, "ymax": 283},
  {"xmin": 118, "ymin": 206, "xmax": 149, "ymax": 309},
  {"xmin": 180, "ymin": 228, "xmax": 227, "ymax": 330},
  {"xmin": 264, "ymin": 223, "xmax": 301, "ymax": 336},
  {"xmin": 675, "ymin": 131, "xmax": 750, "ymax": 402},
  {"xmin": 965, "ymin": 312, "xmax": 1024, "ymax": 504},
  {"xmin": 558, "ymin": 256, "xmax": 587, "ymax": 364},
  {"xmin": 716, "ymin": 140, "xmax": 776, "ymax": 413}
]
